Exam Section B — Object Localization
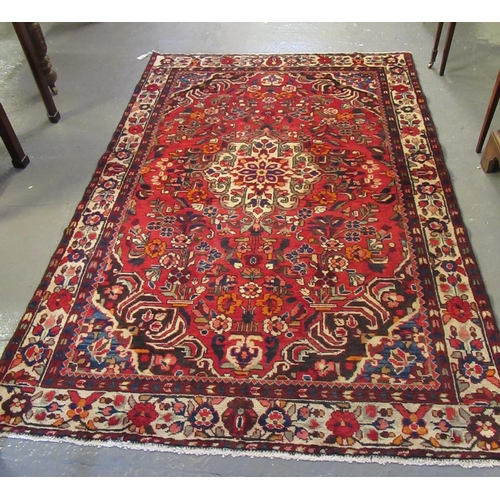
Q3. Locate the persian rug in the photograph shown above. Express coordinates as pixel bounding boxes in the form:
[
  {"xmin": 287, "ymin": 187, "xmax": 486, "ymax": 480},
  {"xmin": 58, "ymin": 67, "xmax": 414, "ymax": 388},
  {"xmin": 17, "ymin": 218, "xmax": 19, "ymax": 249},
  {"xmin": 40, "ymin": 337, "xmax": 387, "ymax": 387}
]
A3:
[{"xmin": 1, "ymin": 52, "xmax": 500, "ymax": 465}]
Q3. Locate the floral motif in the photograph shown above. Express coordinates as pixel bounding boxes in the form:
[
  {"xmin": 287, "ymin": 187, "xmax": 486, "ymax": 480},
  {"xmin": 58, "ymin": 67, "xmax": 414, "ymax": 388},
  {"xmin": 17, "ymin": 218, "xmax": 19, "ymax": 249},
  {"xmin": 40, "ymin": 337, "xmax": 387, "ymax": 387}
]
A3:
[
  {"xmin": 239, "ymin": 282, "xmax": 262, "ymax": 299},
  {"xmin": 263, "ymin": 316, "xmax": 288, "ymax": 336},
  {"xmin": 0, "ymin": 393, "xmax": 32, "ymax": 424},
  {"xmin": 467, "ymin": 414, "xmax": 500, "ymax": 450},
  {"xmin": 459, "ymin": 354, "xmax": 487, "ymax": 383},
  {"xmin": 446, "ymin": 296, "xmax": 473, "ymax": 323},
  {"xmin": 256, "ymin": 294, "xmax": 283, "ymax": 316},
  {"xmin": 209, "ymin": 314, "xmax": 233, "ymax": 334},
  {"xmin": 128, "ymin": 402, "xmax": 159, "ymax": 429},
  {"xmin": 188, "ymin": 402, "xmax": 219, "ymax": 430},
  {"xmin": 217, "ymin": 293, "xmax": 243, "ymax": 314},
  {"xmin": 326, "ymin": 411, "xmax": 360, "ymax": 440},
  {"xmin": 258, "ymin": 406, "xmax": 292, "ymax": 433},
  {"xmin": 222, "ymin": 398, "xmax": 258, "ymax": 437},
  {"xmin": 47, "ymin": 289, "xmax": 72, "ymax": 312}
]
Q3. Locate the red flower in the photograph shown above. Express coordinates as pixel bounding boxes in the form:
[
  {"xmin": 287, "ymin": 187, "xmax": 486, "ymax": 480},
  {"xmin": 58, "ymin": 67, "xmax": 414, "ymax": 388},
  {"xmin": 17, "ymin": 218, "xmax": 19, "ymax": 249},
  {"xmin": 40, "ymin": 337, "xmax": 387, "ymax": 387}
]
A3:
[
  {"xmin": 47, "ymin": 289, "xmax": 72, "ymax": 312},
  {"xmin": 128, "ymin": 125, "xmax": 144, "ymax": 135},
  {"xmin": 326, "ymin": 410, "xmax": 360, "ymax": 438},
  {"xmin": 446, "ymin": 296, "xmax": 473, "ymax": 323},
  {"xmin": 243, "ymin": 253, "xmax": 263, "ymax": 267},
  {"xmin": 393, "ymin": 84, "xmax": 410, "ymax": 93},
  {"xmin": 222, "ymin": 398, "xmax": 258, "ymax": 437},
  {"xmin": 401, "ymin": 126, "xmax": 420, "ymax": 136},
  {"xmin": 127, "ymin": 402, "xmax": 159, "ymax": 428},
  {"xmin": 318, "ymin": 55, "xmax": 332, "ymax": 64}
]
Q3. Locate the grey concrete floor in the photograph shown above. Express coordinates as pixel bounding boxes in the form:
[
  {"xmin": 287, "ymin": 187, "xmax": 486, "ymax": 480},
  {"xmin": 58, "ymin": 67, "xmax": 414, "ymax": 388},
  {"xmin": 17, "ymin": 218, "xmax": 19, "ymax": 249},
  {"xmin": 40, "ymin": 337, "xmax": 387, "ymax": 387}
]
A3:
[{"xmin": 1, "ymin": 22, "xmax": 500, "ymax": 476}]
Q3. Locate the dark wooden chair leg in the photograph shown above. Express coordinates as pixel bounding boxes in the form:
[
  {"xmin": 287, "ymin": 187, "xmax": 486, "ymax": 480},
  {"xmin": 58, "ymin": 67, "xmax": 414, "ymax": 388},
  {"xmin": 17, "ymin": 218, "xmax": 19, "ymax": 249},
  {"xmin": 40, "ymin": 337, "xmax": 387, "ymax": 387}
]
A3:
[
  {"xmin": 12, "ymin": 22, "xmax": 60, "ymax": 123},
  {"xmin": 439, "ymin": 22, "xmax": 456, "ymax": 76},
  {"xmin": 476, "ymin": 69, "xmax": 500, "ymax": 154},
  {"xmin": 428, "ymin": 22, "xmax": 444, "ymax": 69},
  {"xmin": 0, "ymin": 103, "xmax": 30, "ymax": 169},
  {"xmin": 25, "ymin": 22, "xmax": 58, "ymax": 95}
]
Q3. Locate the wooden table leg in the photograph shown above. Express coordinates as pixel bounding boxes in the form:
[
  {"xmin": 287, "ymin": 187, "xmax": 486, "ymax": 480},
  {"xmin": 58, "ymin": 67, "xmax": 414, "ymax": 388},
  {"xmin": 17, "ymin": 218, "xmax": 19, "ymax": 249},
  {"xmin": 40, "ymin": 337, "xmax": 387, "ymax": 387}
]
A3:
[
  {"xmin": 12, "ymin": 22, "xmax": 60, "ymax": 123},
  {"xmin": 428, "ymin": 22, "xmax": 444, "ymax": 69},
  {"xmin": 476, "ymin": 69, "xmax": 500, "ymax": 154},
  {"xmin": 439, "ymin": 22, "xmax": 456, "ymax": 76},
  {"xmin": 0, "ymin": 103, "xmax": 30, "ymax": 169},
  {"xmin": 25, "ymin": 22, "xmax": 58, "ymax": 95}
]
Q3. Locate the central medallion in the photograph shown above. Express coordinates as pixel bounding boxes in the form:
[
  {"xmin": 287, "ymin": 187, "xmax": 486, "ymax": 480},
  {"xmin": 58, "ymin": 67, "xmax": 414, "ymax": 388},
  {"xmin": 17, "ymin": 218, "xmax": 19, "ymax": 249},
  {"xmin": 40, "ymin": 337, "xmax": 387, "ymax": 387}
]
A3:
[{"xmin": 203, "ymin": 135, "xmax": 322, "ymax": 232}]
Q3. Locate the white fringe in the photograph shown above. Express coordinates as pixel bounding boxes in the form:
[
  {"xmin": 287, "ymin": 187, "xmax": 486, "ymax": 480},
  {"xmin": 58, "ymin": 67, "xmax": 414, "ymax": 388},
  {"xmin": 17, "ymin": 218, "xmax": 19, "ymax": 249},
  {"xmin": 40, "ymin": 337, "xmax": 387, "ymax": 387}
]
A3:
[{"xmin": 1, "ymin": 432, "xmax": 500, "ymax": 469}]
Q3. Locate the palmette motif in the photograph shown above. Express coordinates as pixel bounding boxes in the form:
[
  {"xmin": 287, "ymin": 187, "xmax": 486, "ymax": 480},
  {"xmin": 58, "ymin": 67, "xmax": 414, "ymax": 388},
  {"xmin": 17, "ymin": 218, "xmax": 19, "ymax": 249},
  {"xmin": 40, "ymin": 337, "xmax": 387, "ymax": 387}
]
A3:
[{"xmin": 1, "ymin": 53, "xmax": 500, "ymax": 461}]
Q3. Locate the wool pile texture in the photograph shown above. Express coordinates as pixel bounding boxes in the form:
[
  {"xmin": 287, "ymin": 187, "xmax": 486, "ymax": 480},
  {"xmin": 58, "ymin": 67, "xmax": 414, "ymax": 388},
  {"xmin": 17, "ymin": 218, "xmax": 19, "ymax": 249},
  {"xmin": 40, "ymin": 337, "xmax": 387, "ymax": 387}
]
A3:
[{"xmin": 1, "ymin": 53, "xmax": 500, "ymax": 464}]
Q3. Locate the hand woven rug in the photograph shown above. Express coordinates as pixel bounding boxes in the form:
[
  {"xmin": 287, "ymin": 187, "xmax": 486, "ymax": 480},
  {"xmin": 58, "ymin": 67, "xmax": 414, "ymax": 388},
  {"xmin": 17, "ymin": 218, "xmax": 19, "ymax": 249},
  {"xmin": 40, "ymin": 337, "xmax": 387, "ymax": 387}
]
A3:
[{"xmin": 1, "ymin": 52, "xmax": 500, "ymax": 466}]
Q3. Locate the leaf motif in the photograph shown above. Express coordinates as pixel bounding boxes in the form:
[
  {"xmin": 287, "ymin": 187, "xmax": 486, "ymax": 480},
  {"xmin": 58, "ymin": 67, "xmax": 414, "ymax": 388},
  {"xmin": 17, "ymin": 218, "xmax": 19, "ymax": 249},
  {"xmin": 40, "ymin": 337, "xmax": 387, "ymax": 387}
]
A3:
[{"xmin": 392, "ymin": 434, "xmax": 404, "ymax": 446}]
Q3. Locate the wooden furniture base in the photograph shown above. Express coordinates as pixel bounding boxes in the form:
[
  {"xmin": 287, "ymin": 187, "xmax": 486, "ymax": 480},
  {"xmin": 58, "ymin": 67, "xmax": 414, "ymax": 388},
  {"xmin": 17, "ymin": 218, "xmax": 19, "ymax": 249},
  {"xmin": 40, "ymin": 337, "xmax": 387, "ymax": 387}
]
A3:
[
  {"xmin": 12, "ymin": 22, "xmax": 60, "ymax": 123},
  {"xmin": 0, "ymin": 102, "xmax": 30, "ymax": 169},
  {"xmin": 480, "ymin": 129, "xmax": 500, "ymax": 173},
  {"xmin": 25, "ymin": 22, "xmax": 58, "ymax": 95},
  {"xmin": 428, "ymin": 22, "xmax": 456, "ymax": 76},
  {"xmin": 476, "ymin": 69, "xmax": 500, "ymax": 154}
]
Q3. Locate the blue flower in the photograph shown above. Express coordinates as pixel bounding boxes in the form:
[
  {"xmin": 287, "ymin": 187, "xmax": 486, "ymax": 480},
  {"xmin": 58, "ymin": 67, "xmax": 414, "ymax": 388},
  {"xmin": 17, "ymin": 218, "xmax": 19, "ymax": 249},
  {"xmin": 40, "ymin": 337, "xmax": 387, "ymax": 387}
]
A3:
[
  {"xmin": 292, "ymin": 262, "xmax": 307, "ymax": 275},
  {"xmin": 203, "ymin": 206, "xmax": 218, "ymax": 217},
  {"xmin": 298, "ymin": 244, "xmax": 314, "ymax": 254},
  {"xmin": 187, "ymin": 403, "xmax": 219, "ymax": 429},
  {"xmin": 459, "ymin": 354, "xmax": 487, "ymax": 383},
  {"xmin": 441, "ymin": 261, "xmax": 457, "ymax": 273},
  {"xmin": 161, "ymin": 216, "xmax": 176, "ymax": 225},
  {"xmin": 67, "ymin": 249, "xmax": 85, "ymax": 262},
  {"xmin": 197, "ymin": 260, "xmax": 212, "ymax": 272},
  {"xmin": 258, "ymin": 407, "xmax": 292, "ymax": 433},
  {"xmin": 208, "ymin": 248, "xmax": 222, "ymax": 262},
  {"xmin": 147, "ymin": 221, "xmax": 162, "ymax": 231},
  {"xmin": 83, "ymin": 211, "xmax": 103, "ymax": 227},
  {"xmin": 298, "ymin": 208, "xmax": 312, "ymax": 220},
  {"xmin": 345, "ymin": 231, "xmax": 361, "ymax": 242},
  {"xmin": 195, "ymin": 241, "xmax": 211, "ymax": 252},
  {"xmin": 160, "ymin": 227, "xmax": 173, "ymax": 238}
]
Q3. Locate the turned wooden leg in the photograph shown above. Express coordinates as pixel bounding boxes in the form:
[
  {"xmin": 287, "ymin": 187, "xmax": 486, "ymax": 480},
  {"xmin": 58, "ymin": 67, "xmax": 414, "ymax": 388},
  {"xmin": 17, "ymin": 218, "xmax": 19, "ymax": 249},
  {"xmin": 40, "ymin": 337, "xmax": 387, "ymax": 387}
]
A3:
[
  {"xmin": 439, "ymin": 22, "xmax": 456, "ymax": 76},
  {"xmin": 12, "ymin": 22, "xmax": 60, "ymax": 123},
  {"xmin": 25, "ymin": 22, "xmax": 58, "ymax": 95},
  {"xmin": 0, "ymin": 102, "xmax": 30, "ymax": 168},
  {"xmin": 428, "ymin": 22, "xmax": 444, "ymax": 69},
  {"xmin": 480, "ymin": 130, "xmax": 500, "ymax": 173},
  {"xmin": 476, "ymin": 69, "xmax": 500, "ymax": 153}
]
